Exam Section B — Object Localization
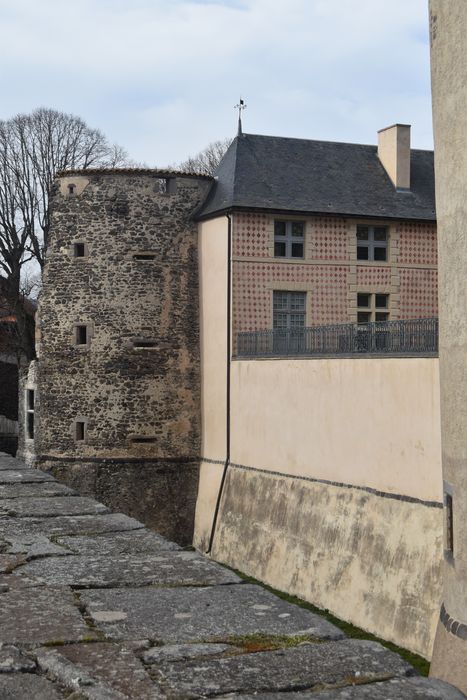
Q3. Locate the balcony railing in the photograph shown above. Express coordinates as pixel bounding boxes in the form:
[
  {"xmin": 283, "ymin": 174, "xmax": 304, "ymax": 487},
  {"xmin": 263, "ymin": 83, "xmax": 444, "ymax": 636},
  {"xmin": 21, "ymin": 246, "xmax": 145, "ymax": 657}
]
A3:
[{"xmin": 236, "ymin": 318, "xmax": 439, "ymax": 358}]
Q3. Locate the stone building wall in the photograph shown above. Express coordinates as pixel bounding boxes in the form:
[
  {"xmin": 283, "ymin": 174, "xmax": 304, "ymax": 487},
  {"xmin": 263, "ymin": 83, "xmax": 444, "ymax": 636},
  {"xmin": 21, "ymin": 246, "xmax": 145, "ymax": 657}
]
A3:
[
  {"xmin": 231, "ymin": 212, "xmax": 438, "ymax": 335},
  {"xmin": 34, "ymin": 170, "xmax": 211, "ymax": 544}
]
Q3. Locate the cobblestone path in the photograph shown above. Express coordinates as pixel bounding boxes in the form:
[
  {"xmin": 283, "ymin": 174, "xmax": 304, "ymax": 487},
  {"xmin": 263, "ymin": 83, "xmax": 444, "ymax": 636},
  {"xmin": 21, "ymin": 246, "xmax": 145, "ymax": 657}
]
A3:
[{"xmin": 0, "ymin": 452, "xmax": 464, "ymax": 699}]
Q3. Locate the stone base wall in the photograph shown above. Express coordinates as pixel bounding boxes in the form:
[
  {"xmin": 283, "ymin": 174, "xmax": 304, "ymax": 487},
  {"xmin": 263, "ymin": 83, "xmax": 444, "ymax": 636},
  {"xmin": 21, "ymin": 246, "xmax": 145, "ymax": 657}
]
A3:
[
  {"xmin": 39, "ymin": 458, "xmax": 199, "ymax": 546},
  {"xmin": 209, "ymin": 465, "xmax": 443, "ymax": 659},
  {"xmin": 0, "ymin": 435, "xmax": 17, "ymax": 456}
]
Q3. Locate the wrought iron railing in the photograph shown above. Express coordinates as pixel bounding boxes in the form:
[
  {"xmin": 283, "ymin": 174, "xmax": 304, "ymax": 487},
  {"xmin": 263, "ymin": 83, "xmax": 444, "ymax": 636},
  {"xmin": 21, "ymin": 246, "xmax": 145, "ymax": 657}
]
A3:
[{"xmin": 236, "ymin": 318, "xmax": 438, "ymax": 358}]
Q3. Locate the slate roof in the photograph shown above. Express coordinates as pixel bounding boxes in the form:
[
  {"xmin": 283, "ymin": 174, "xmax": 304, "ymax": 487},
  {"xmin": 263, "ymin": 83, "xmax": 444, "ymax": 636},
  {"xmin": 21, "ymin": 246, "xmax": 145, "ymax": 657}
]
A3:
[{"xmin": 197, "ymin": 133, "xmax": 436, "ymax": 221}]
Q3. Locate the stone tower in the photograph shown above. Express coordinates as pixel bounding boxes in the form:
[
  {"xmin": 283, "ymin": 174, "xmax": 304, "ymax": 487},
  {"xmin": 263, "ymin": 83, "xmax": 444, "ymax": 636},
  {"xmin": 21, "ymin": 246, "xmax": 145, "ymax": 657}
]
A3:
[
  {"xmin": 22, "ymin": 169, "xmax": 212, "ymax": 544},
  {"xmin": 429, "ymin": 0, "xmax": 467, "ymax": 691}
]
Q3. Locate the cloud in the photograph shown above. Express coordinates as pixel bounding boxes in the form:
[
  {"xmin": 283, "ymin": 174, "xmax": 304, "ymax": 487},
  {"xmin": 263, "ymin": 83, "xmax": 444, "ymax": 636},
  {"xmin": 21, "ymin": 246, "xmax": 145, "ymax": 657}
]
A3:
[{"xmin": 0, "ymin": 0, "xmax": 432, "ymax": 165}]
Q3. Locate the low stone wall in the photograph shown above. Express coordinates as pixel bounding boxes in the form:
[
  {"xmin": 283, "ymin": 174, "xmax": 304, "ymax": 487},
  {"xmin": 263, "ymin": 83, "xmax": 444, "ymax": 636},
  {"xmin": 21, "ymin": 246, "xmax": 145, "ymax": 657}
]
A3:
[
  {"xmin": 211, "ymin": 465, "xmax": 442, "ymax": 659},
  {"xmin": 39, "ymin": 458, "xmax": 199, "ymax": 546}
]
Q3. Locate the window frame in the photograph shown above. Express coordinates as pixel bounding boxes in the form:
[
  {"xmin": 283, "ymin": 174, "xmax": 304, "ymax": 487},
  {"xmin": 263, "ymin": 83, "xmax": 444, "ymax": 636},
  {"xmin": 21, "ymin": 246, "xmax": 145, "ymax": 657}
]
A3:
[
  {"xmin": 356, "ymin": 292, "xmax": 390, "ymax": 324},
  {"xmin": 273, "ymin": 290, "xmax": 307, "ymax": 330},
  {"xmin": 356, "ymin": 225, "xmax": 389, "ymax": 262},
  {"xmin": 25, "ymin": 389, "xmax": 35, "ymax": 441},
  {"xmin": 274, "ymin": 220, "xmax": 305, "ymax": 259}
]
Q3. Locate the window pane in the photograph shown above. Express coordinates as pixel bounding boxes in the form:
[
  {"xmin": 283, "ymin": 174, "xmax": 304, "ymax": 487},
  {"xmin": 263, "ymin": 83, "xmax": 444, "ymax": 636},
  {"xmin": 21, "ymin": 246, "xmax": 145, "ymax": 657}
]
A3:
[
  {"xmin": 274, "ymin": 241, "xmax": 286, "ymax": 257},
  {"xmin": 274, "ymin": 221, "xmax": 286, "ymax": 236},
  {"xmin": 374, "ymin": 227, "xmax": 388, "ymax": 241},
  {"xmin": 375, "ymin": 294, "xmax": 388, "ymax": 308},
  {"xmin": 290, "ymin": 293, "xmax": 306, "ymax": 311},
  {"xmin": 291, "ymin": 222, "xmax": 304, "ymax": 237},
  {"xmin": 273, "ymin": 291, "xmax": 288, "ymax": 310},
  {"xmin": 357, "ymin": 246, "xmax": 369, "ymax": 260},
  {"xmin": 374, "ymin": 247, "xmax": 387, "ymax": 261},
  {"xmin": 357, "ymin": 312, "xmax": 371, "ymax": 324},
  {"xmin": 290, "ymin": 314, "xmax": 305, "ymax": 328},
  {"xmin": 291, "ymin": 242, "xmax": 304, "ymax": 258},
  {"xmin": 357, "ymin": 293, "xmax": 370, "ymax": 308},
  {"xmin": 273, "ymin": 313, "xmax": 288, "ymax": 329},
  {"xmin": 357, "ymin": 226, "xmax": 369, "ymax": 240},
  {"xmin": 375, "ymin": 312, "xmax": 389, "ymax": 322}
]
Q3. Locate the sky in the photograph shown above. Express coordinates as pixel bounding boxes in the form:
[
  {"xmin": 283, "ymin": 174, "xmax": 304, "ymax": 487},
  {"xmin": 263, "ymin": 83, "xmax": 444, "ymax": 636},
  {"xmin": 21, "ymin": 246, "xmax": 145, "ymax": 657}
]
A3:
[{"xmin": 0, "ymin": 0, "xmax": 433, "ymax": 167}]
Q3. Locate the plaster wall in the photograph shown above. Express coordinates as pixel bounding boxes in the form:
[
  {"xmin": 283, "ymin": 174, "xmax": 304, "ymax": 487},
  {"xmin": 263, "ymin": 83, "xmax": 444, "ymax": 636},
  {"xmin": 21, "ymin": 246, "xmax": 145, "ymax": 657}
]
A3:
[
  {"xmin": 194, "ymin": 216, "xmax": 229, "ymax": 551},
  {"xmin": 230, "ymin": 358, "xmax": 442, "ymax": 502}
]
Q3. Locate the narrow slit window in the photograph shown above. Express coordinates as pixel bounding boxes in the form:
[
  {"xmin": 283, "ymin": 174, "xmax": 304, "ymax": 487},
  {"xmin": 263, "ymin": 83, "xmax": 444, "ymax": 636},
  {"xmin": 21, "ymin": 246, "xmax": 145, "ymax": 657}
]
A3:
[
  {"xmin": 132, "ymin": 339, "xmax": 156, "ymax": 349},
  {"xmin": 75, "ymin": 325, "xmax": 88, "ymax": 345},
  {"xmin": 75, "ymin": 421, "xmax": 86, "ymax": 442},
  {"xmin": 26, "ymin": 389, "xmax": 34, "ymax": 439},
  {"xmin": 67, "ymin": 183, "xmax": 76, "ymax": 196},
  {"xmin": 446, "ymin": 494, "xmax": 454, "ymax": 554},
  {"xmin": 133, "ymin": 253, "xmax": 156, "ymax": 261},
  {"xmin": 73, "ymin": 242, "xmax": 86, "ymax": 258}
]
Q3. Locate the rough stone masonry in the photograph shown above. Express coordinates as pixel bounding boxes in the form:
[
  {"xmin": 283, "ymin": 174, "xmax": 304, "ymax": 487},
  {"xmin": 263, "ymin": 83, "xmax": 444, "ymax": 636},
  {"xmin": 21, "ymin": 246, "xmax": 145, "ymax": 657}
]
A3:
[
  {"xmin": 0, "ymin": 450, "xmax": 464, "ymax": 699},
  {"xmin": 18, "ymin": 170, "xmax": 212, "ymax": 544}
]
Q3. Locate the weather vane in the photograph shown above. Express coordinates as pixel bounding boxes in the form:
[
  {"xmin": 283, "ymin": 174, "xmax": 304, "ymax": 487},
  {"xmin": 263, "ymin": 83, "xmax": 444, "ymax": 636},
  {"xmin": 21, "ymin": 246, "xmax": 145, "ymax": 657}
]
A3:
[{"xmin": 235, "ymin": 97, "xmax": 247, "ymax": 135}]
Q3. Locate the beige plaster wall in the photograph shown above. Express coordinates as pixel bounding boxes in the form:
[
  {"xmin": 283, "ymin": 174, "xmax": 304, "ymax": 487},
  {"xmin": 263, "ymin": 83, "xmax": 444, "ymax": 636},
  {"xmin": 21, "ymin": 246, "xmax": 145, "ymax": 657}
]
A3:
[
  {"xmin": 230, "ymin": 357, "xmax": 442, "ymax": 502},
  {"xmin": 194, "ymin": 216, "xmax": 229, "ymax": 550},
  {"xmin": 212, "ymin": 466, "xmax": 443, "ymax": 659}
]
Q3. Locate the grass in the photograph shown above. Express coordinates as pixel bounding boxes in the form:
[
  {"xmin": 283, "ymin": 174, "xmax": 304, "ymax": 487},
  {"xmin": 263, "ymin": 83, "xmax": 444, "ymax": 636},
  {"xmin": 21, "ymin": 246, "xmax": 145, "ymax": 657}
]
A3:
[
  {"xmin": 225, "ymin": 565, "xmax": 430, "ymax": 676},
  {"xmin": 223, "ymin": 633, "xmax": 321, "ymax": 652}
]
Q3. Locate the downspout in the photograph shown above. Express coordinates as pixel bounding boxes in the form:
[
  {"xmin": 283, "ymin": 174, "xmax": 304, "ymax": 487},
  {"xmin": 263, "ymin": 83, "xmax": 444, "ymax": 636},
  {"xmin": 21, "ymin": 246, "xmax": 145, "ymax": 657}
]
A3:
[{"xmin": 206, "ymin": 212, "xmax": 232, "ymax": 554}]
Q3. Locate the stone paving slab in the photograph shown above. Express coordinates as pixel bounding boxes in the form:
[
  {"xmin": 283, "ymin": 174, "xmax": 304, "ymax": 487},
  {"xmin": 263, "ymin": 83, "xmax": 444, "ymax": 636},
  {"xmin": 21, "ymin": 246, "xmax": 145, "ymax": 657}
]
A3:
[
  {"xmin": 230, "ymin": 676, "xmax": 467, "ymax": 699},
  {"xmin": 0, "ymin": 496, "xmax": 109, "ymax": 518},
  {"xmin": 0, "ymin": 481, "xmax": 76, "ymax": 499},
  {"xmin": 0, "ymin": 512, "xmax": 145, "ymax": 538},
  {"xmin": 55, "ymin": 529, "xmax": 180, "ymax": 555},
  {"xmin": 0, "ymin": 469, "xmax": 55, "ymax": 483},
  {"xmin": 81, "ymin": 584, "xmax": 344, "ymax": 643},
  {"xmin": 0, "ymin": 674, "xmax": 65, "ymax": 699},
  {"xmin": 0, "ymin": 644, "xmax": 36, "ymax": 673},
  {"xmin": 142, "ymin": 643, "xmax": 235, "ymax": 664},
  {"xmin": 1, "ymin": 533, "xmax": 69, "ymax": 561},
  {"xmin": 15, "ymin": 551, "xmax": 242, "ymax": 588},
  {"xmin": 0, "ymin": 457, "xmax": 29, "ymax": 471},
  {"xmin": 0, "ymin": 586, "xmax": 96, "ymax": 644},
  {"xmin": 36, "ymin": 644, "xmax": 158, "ymax": 700},
  {"xmin": 150, "ymin": 640, "xmax": 413, "ymax": 698}
]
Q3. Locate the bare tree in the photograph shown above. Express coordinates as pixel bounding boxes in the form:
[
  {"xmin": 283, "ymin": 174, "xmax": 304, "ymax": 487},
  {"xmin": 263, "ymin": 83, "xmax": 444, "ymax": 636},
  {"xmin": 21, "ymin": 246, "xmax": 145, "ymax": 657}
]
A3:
[
  {"xmin": 0, "ymin": 107, "xmax": 129, "ymax": 359},
  {"xmin": 175, "ymin": 138, "xmax": 231, "ymax": 176}
]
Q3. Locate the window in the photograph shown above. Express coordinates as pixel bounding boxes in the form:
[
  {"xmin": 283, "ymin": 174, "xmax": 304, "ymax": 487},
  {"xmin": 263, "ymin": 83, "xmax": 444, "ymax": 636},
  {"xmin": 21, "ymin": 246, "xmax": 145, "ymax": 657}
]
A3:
[
  {"xmin": 446, "ymin": 493, "xmax": 454, "ymax": 555},
  {"xmin": 357, "ymin": 225, "xmax": 388, "ymax": 261},
  {"xmin": 133, "ymin": 252, "xmax": 156, "ymax": 261},
  {"xmin": 67, "ymin": 183, "xmax": 76, "ymax": 196},
  {"xmin": 273, "ymin": 291, "xmax": 306, "ymax": 329},
  {"xmin": 357, "ymin": 293, "xmax": 390, "ymax": 323},
  {"xmin": 274, "ymin": 221, "xmax": 305, "ymax": 258},
  {"xmin": 74, "ymin": 421, "xmax": 86, "ymax": 442},
  {"xmin": 132, "ymin": 338, "xmax": 156, "ymax": 349},
  {"xmin": 73, "ymin": 242, "xmax": 87, "ymax": 258},
  {"xmin": 75, "ymin": 325, "xmax": 88, "ymax": 345},
  {"xmin": 25, "ymin": 389, "xmax": 34, "ymax": 440}
]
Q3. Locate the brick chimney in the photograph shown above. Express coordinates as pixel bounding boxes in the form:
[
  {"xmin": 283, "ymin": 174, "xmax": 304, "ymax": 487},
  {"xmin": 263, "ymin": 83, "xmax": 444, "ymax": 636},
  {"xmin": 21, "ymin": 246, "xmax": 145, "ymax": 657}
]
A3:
[{"xmin": 377, "ymin": 124, "xmax": 411, "ymax": 190}]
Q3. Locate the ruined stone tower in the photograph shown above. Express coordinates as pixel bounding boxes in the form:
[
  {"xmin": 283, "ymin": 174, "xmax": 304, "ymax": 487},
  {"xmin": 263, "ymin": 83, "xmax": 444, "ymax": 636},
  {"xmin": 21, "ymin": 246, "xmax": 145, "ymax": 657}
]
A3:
[{"xmin": 20, "ymin": 169, "xmax": 212, "ymax": 544}]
